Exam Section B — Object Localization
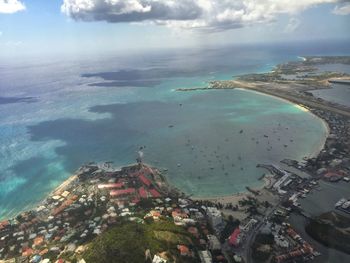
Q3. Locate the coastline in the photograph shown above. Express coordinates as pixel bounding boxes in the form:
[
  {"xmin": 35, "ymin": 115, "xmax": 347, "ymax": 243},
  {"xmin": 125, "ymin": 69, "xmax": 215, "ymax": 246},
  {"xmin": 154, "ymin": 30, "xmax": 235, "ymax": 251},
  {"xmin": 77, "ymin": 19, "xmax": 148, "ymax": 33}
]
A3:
[
  {"xmin": 1, "ymin": 87, "xmax": 331, "ymax": 223},
  {"xmin": 0, "ymin": 174, "xmax": 80, "ymax": 221},
  {"xmin": 36, "ymin": 88, "xmax": 331, "ymax": 217},
  {"xmin": 183, "ymin": 86, "xmax": 330, "ymax": 206},
  {"xmin": 236, "ymin": 87, "xmax": 330, "ymax": 159},
  {"xmin": 1, "ymin": 62, "xmax": 343, "ymax": 223},
  {"xmin": 52, "ymin": 174, "xmax": 78, "ymax": 195},
  {"xmin": 191, "ymin": 174, "xmax": 275, "ymax": 204}
]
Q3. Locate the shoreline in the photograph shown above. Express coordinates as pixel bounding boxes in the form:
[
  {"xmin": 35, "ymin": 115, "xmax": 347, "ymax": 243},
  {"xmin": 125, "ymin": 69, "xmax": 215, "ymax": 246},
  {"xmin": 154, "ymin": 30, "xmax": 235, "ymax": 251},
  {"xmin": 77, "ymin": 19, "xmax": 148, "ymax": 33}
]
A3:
[
  {"xmin": 2, "ymin": 59, "xmax": 345, "ymax": 222},
  {"xmin": 1, "ymin": 87, "xmax": 331, "ymax": 221},
  {"xmin": 175, "ymin": 85, "xmax": 331, "ymax": 205},
  {"xmin": 236, "ymin": 87, "xmax": 330, "ymax": 159},
  {"xmin": 191, "ymin": 173, "xmax": 275, "ymax": 204}
]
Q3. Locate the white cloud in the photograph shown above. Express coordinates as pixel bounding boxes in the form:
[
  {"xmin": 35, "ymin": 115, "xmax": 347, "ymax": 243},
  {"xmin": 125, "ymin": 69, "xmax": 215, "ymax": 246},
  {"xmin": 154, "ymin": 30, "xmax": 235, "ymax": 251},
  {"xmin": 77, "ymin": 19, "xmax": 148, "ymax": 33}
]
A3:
[
  {"xmin": 61, "ymin": 0, "xmax": 344, "ymax": 31},
  {"xmin": 0, "ymin": 0, "xmax": 25, "ymax": 14},
  {"xmin": 285, "ymin": 17, "xmax": 301, "ymax": 33},
  {"xmin": 333, "ymin": 2, "xmax": 350, "ymax": 15}
]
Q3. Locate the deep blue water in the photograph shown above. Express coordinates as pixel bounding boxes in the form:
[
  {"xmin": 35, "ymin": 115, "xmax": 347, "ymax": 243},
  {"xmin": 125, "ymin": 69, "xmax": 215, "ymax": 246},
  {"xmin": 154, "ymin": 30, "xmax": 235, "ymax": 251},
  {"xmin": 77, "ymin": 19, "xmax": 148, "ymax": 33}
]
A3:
[{"xmin": 1, "ymin": 41, "xmax": 350, "ymax": 219}]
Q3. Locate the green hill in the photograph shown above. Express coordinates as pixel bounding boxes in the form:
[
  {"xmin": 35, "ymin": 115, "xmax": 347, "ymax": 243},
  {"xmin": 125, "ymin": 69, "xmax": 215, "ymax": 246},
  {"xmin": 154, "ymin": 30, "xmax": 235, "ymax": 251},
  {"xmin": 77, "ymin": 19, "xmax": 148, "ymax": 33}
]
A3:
[
  {"xmin": 306, "ymin": 211, "xmax": 350, "ymax": 254},
  {"xmin": 81, "ymin": 220, "xmax": 196, "ymax": 263}
]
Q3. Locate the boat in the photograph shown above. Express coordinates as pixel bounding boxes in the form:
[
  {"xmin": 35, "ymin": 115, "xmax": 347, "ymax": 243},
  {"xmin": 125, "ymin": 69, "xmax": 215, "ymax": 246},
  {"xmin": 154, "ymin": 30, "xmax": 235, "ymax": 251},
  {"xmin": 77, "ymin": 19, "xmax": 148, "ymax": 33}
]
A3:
[
  {"xmin": 335, "ymin": 198, "xmax": 347, "ymax": 207},
  {"xmin": 341, "ymin": 201, "xmax": 350, "ymax": 209}
]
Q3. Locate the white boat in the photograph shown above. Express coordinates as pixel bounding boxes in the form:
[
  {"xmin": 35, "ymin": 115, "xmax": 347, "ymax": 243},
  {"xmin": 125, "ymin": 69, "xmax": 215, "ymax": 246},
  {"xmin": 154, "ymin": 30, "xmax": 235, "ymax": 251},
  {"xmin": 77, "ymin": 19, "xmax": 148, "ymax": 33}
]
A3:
[
  {"xmin": 341, "ymin": 201, "xmax": 350, "ymax": 209},
  {"xmin": 335, "ymin": 198, "xmax": 346, "ymax": 207}
]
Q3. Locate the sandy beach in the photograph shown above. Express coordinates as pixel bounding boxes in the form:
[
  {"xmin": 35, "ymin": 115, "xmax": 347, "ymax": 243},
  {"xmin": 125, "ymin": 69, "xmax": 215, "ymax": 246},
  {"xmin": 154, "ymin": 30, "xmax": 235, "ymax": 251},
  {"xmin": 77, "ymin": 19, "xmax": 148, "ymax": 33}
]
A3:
[
  {"xmin": 52, "ymin": 174, "xmax": 78, "ymax": 196},
  {"xmin": 192, "ymin": 174, "xmax": 278, "ymax": 220}
]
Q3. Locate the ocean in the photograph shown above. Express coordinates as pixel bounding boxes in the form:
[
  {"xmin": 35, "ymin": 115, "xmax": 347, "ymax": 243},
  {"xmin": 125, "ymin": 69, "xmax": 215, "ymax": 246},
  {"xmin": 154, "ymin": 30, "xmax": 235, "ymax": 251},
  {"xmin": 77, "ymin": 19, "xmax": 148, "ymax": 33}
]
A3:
[{"xmin": 0, "ymin": 41, "xmax": 349, "ymax": 219}]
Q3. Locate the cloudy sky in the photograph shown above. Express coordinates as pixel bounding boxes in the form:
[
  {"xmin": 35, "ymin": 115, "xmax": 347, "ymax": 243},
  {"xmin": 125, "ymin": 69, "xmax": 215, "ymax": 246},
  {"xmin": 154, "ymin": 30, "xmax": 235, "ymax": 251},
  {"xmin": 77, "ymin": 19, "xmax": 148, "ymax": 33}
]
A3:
[{"xmin": 0, "ymin": 0, "xmax": 349, "ymax": 57}]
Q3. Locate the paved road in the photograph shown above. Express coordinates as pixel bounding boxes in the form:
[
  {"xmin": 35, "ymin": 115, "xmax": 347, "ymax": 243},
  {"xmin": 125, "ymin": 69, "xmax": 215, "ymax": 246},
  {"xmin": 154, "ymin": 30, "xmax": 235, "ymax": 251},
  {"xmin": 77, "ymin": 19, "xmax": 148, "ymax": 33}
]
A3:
[{"xmin": 243, "ymin": 201, "xmax": 283, "ymax": 263}]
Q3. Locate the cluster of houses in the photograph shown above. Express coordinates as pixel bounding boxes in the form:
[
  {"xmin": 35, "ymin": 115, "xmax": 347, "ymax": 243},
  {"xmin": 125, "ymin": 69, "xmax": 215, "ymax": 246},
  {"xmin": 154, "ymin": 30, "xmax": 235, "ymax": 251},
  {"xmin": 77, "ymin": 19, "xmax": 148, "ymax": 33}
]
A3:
[
  {"xmin": 142, "ymin": 197, "xmax": 234, "ymax": 262},
  {"xmin": 0, "ymin": 162, "xmax": 252, "ymax": 263},
  {"xmin": 307, "ymin": 109, "xmax": 350, "ymax": 181},
  {"xmin": 2, "ymin": 122, "xmax": 345, "ymax": 263},
  {"xmin": 246, "ymin": 163, "xmax": 325, "ymax": 263},
  {"xmin": 0, "ymin": 163, "xmax": 171, "ymax": 262},
  {"xmin": 273, "ymin": 226, "xmax": 317, "ymax": 263}
]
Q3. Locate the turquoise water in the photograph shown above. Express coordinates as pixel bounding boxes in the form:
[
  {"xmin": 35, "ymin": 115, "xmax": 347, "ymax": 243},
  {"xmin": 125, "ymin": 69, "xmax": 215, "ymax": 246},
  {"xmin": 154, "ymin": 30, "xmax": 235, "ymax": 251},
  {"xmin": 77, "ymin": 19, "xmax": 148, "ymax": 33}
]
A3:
[{"xmin": 0, "ymin": 44, "xmax": 340, "ymax": 219}]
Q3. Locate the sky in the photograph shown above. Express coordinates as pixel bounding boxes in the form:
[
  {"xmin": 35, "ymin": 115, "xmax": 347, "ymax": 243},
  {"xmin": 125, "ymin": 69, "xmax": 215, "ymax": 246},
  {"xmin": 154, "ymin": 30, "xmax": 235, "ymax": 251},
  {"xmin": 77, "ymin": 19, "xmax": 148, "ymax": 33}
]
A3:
[{"xmin": 0, "ymin": 0, "xmax": 349, "ymax": 58}]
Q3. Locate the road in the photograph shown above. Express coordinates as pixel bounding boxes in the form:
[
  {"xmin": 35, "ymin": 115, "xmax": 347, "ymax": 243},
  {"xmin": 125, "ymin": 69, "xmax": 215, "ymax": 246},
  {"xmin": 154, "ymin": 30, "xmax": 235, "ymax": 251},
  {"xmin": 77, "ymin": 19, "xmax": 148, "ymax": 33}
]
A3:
[{"xmin": 243, "ymin": 200, "xmax": 283, "ymax": 263}]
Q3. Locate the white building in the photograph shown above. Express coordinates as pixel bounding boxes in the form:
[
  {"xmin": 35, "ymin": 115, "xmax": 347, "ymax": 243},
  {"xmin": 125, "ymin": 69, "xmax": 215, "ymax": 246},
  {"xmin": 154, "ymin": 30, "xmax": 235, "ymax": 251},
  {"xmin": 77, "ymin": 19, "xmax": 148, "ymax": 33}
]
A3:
[
  {"xmin": 207, "ymin": 235, "xmax": 221, "ymax": 251},
  {"xmin": 198, "ymin": 250, "xmax": 213, "ymax": 263},
  {"xmin": 206, "ymin": 207, "xmax": 223, "ymax": 229}
]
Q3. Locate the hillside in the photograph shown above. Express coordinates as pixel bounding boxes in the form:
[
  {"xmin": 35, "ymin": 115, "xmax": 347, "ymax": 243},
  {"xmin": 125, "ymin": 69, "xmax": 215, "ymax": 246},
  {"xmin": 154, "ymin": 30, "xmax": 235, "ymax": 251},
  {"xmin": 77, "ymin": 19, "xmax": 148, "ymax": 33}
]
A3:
[
  {"xmin": 306, "ymin": 211, "xmax": 350, "ymax": 254},
  {"xmin": 81, "ymin": 220, "xmax": 196, "ymax": 263}
]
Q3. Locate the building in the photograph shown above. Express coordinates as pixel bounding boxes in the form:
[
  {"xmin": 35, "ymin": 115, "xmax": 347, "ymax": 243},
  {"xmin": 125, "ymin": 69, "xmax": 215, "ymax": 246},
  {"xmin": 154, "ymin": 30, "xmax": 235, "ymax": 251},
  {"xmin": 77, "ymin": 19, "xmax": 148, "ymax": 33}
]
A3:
[
  {"xmin": 229, "ymin": 227, "xmax": 241, "ymax": 247},
  {"xmin": 206, "ymin": 207, "xmax": 223, "ymax": 230},
  {"xmin": 207, "ymin": 235, "xmax": 221, "ymax": 251},
  {"xmin": 109, "ymin": 188, "xmax": 135, "ymax": 197},
  {"xmin": 273, "ymin": 173, "xmax": 290, "ymax": 190},
  {"xmin": 198, "ymin": 250, "xmax": 213, "ymax": 263}
]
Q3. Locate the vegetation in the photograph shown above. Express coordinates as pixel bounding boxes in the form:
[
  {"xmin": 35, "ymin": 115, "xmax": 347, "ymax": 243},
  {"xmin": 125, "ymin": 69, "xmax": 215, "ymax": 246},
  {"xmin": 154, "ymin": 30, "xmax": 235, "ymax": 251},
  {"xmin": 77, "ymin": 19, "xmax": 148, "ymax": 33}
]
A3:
[
  {"xmin": 251, "ymin": 233, "xmax": 274, "ymax": 262},
  {"xmin": 220, "ymin": 215, "xmax": 240, "ymax": 243},
  {"xmin": 305, "ymin": 211, "xmax": 350, "ymax": 255},
  {"xmin": 82, "ymin": 220, "xmax": 195, "ymax": 263}
]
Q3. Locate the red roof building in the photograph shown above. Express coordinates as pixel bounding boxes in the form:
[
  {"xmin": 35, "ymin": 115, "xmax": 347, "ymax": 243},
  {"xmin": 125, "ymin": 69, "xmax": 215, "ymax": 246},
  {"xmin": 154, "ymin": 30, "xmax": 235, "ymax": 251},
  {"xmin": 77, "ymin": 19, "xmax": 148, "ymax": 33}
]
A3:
[
  {"xmin": 22, "ymin": 248, "xmax": 34, "ymax": 257},
  {"xmin": 0, "ymin": 220, "xmax": 9, "ymax": 230},
  {"xmin": 287, "ymin": 228, "xmax": 299, "ymax": 239},
  {"xmin": 52, "ymin": 195, "xmax": 78, "ymax": 216},
  {"xmin": 177, "ymin": 245, "xmax": 191, "ymax": 256},
  {"xmin": 138, "ymin": 187, "xmax": 148, "ymax": 198},
  {"xmin": 172, "ymin": 210, "xmax": 188, "ymax": 219},
  {"xmin": 132, "ymin": 197, "xmax": 140, "ymax": 204},
  {"xmin": 149, "ymin": 189, "xmax": 161, "ymax": 198},
  {"xmin": 139, "ymin": 174, "xmax": 152, "ymax": 187},
  {"xmin": 229, "ymin": 228, "xmax": 241, "ymax": 247},
  {"xmin": 110, "ymin": 188, "xmax": 136, "ymax": 197}
]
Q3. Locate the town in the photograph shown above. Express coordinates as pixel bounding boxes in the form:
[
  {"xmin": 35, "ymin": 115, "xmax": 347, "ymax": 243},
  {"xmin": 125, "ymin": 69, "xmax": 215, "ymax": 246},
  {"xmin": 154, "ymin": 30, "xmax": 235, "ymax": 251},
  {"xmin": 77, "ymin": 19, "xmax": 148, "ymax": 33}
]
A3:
[{"xmin": 1, "ymin": 138, "xmax": 348, "ymax": 263}]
